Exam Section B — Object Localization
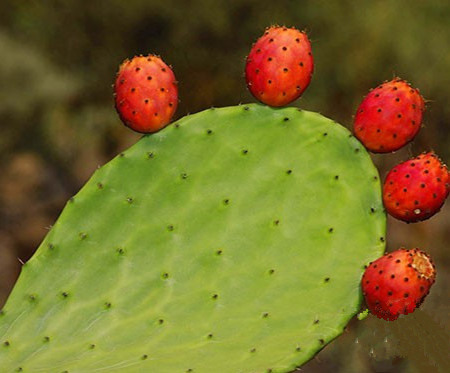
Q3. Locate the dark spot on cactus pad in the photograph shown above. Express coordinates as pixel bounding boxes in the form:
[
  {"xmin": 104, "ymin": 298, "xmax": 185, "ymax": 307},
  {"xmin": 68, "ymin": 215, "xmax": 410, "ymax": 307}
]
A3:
[
  {"xmin": 250, "ymin": 347, "xmax": 257, "ymax": 353},
  {"xmin": 269, "ymin": 38, "xmax": 274, "ymax": 42},
  {"xmin": 207, "ymin": 129, "xmax": 213, "ymax": 135},
  {"xmin": 126, "ymin": 197, "xmax": 133, "ymax": 204},
  {"xmin": 262, "ymin": 312, "xmax": 269, "ymax": 318},
  {"xmin": 296, "ymin": 346, "xmax": 302, "ymax": 352},
  {"xmin": 154, "ymin": 112, "xmax": 158, "ymax": 117},
  {"xmin": 79, "ymin": 232, "xmax": 87, "ymax": 240},
  {"xmin": 242, "ymin": 149, "xmax": 248, "ymax": 155},
  {"xmin": 283, "ymin": 117, "xmax": 289, "ymax": 121},
  {"xmin": 61, "ymin": 292, "xmax": 69, "ymax": 298},
  {"xmin": 44, "ymin": 336, "xmax": 50, "ymax": 343},
  {"xmin": 268, "ymin": 80, "xmax": 272, "ymax": 84},
  {"xmin": 97, "ymin": 182, "xmax": 103, "ymax": 189},
  {"xmin": 323, "ymin": 132, "xmax": 328, "ymax": 136},
  {"xmin": 28, "ymin": 294, "xmax": 36, "ymax": 302},
  {"xmin": 243, "ymin": 106, "xmax": 249, "ymax": 111},
  {"xmin": 334, "ymin": 175, "xmax": 339, "ymax": 180},
  {"xmin": 328, "ymin": 227, "xmax": 334, "ymax": 233},
  {"xmin": 132, "ymin": 110, "xmax": 136, "ymax": 115},
  {"xmin": 268, "ymin": 269, "xmax": 275, "ymax": 275},
  {"xmin": 158, "ymin": 319, "xmax": 164, "ymax": 324},
  {"xmin": 223, "ymin": 199, "xmax": 230, "ymax": 205},
  {"xmin": 89, "ymin": 344, "xmax": 96, "ymax": 349},
  {"xmin": 141, "ymin": 354, "xmax": 148, "ymax": 360},
  {"xmin": 282, "ymin": 46, "xmax": 287, "ymax": 51},
  {"xmin": 387, "ymin": 291, "xmax": 393, "ymax": 296},
  {"xmin": 207, "ymin": 333, "xmax": 213, "ymax": 339},
  {"xmin": 314, "ymin": 319, "xmax": 320, "ymax": 324},
  {"xmin": 147, "ymin": 152, "xmax": 155, "ymax": 158},
  {"xmin": 162, "ymin": 273, "xmax": 170, "ymax": 279},
  {"xmin": 186, "ymin": 369, "xmax": 193, "ymax": 372},
  {"xmin": 324, "ymin": 277, "xmax": 330, "ymax": 282},
  {"xmin": 167, "ymin": 225, "xmax": 174, "ymax": 231},
  {"xmin": 161, "ymin": 67, "xmax": 166, "ymax": 72},
  {"xmin": 370, "ymin": 208, "xmax": 375, "ymax": 213},
  {"xmin": 282, "ymin": 91, "xmax": 286, "ymax": 96},
  {"xmin": 104, "ymin": 302, "xmax": 112, "ymax": 309},
  {"xmin": 144, "ymin": 99, "xmax": 149, "ymax": 104},
  {"xmin": 268, "ymin": 57, "xmax": 273, "ymax": 62},
  {"xmin": 377, "ymin": 108, "xmax": 382, "ymax": 113},
  {"xmin": 319, "ymin": 339, "xmax": 325, "ymax": 344},
  {"xmin": 216, "ymin": 249, "xmax": 223, "ymax": 255},
  {"xmin": 283, "ymin": 68, "xmax": 288, "ymax": 73},
  {"xmin": 160, "ymin": 88, "xmax": 165, "ymax": 92},
  {"xmin": 131, "ymin": 88, "xmax": 136, "ymax": 93},
  {"xmin": 212, "ymin": 294, "xmax": 218, "ymax": 300},
  {"xmin": 3, "ymin": 341, "xmax": 10, "ymax": 347},
  {"xmin": 119, "ymin": 152, "xmax": 125, "ymax": 157},
  {"xmin": 48, "ymin": 243, "xmax": 55, "ymax": 250},
  {"xmin": 16, "ymin": 368, "xmax": 22, "ymax": 372},
  {"xmin": 391, "ymin": 274, "xmax": 395, "ymax": 279},
  {"xmin": 380, "ymin": 237, "xmax": 385, "ymax": 242},
  {"xmin": 286, "ymin": 169, "xmax": 292, "ymax": 175}
]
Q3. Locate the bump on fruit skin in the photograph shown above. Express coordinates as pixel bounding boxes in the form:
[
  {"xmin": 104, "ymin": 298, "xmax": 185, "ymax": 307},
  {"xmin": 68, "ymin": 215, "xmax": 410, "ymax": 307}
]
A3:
[
  {"xmin": 114, "ymin": 55, "xmax": 178, "ymax": 133},
  {"xmin": 383, "ymin": 152, "xmax": 450, "ymax": 222},
  {"xmin": 362, "ymin": 248, "xmax": 436, "ymax": 321},
  {"xmin": 353, "ymin": 78, "xmax": 425, "ymax": 153},
  {"xmin": 245, "ymin": 25, "xmax": 314, "ymax": 107}
]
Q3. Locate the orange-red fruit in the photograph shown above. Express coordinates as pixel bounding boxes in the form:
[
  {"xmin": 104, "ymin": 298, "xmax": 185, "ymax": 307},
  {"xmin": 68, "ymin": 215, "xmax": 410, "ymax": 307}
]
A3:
[
  {"xmin": 114, "ymin": 55, "xmax": 178, "ymax": 133},
  {"xmin": 383, "ymin": 152, "xmax": 450, "ymax": 222},
  {"xmin": 362, "ymin": 248, "xmax": 436, "ymax": 321},
  {"xmin": 353, "ymin": 78, "xmax": 425, "ymax": 153},
  {"xmin": 245, "ymin": 26, "xmax": 314, "ymax": 107}
]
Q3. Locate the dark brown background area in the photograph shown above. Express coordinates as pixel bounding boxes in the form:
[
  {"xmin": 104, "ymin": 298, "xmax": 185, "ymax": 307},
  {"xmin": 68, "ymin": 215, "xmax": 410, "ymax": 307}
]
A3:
[{"xmin": 0, "ymin": 1, "xmax": 449, "ymax": 372}]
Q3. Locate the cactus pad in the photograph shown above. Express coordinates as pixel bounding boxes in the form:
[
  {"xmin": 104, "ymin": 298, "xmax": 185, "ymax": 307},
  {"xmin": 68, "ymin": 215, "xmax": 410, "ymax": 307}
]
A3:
[{"xmin": 0, "ymin": 104, "xmax": 385, "ymax": 372}]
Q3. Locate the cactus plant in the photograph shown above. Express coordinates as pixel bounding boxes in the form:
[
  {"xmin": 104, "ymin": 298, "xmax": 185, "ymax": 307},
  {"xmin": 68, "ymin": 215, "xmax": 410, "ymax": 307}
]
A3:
[{"xmin": 0, "ymin": 104, "xmax": 385, "ymax": 372}]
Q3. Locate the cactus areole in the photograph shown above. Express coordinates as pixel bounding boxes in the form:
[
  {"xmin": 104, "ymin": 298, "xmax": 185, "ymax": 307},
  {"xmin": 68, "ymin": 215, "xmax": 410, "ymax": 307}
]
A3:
[{"xmin": 0, "ymin": 105, "xmax": 385, "ymax": 372}]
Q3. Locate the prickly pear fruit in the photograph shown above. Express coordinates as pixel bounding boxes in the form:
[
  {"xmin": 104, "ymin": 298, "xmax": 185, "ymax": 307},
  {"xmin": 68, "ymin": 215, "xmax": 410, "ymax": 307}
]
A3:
[
  {"xmin": 353, "ymin": 78, "xmax": 425, "ymax": 153},
  {"xmin": 362, "ymin": 248, "xmax": 436, "ymax": 321},
  {"xmin": 383, "ymin": 152, "xmax": 450, "ymax": 222},
  {"xmin": 114, "ymin": 55, "xmax": 178, "ymax": 133},
  {"xmin": 245, "ymin": 26, "xmax": 313, "ymax": 107}
]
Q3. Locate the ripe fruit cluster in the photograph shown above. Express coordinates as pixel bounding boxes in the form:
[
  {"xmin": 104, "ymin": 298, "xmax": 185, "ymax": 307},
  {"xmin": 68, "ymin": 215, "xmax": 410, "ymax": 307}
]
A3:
[{"xmin": 112, "ymin": 24, "xmax": 447, "ymax": 322}]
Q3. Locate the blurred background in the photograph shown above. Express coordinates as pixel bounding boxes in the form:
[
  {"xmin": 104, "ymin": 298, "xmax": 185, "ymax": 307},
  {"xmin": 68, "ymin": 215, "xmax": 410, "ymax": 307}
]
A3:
[{"xmin": 0, "ymin": 1, "xmax": 449, "ymax": 372}]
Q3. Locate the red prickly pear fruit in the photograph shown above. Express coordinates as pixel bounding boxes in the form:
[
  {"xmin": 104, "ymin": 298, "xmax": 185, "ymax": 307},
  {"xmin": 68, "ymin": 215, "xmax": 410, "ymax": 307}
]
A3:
[
  {"xmin": 245, "ymin": 26, "xmax": 314, "ymax": 107},
  {"xmin": 353, "ymin": 78, "xmax": 425, "ymax": 153},
  {"xmin": 383, "ymin": 152, "xmax": 450, "ymax": 222},
  {"xmin": 114, "ymin": 55, "xmax": 178, "ymax": 133},
  {"xmin": 362, "ymin": 248, "xmax": 436, "ymax": 321}
]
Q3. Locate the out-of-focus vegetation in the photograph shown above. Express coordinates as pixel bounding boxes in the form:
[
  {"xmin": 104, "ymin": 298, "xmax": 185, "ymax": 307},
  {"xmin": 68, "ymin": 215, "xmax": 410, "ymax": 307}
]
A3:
[{"xmin": 0, "ymin": 1, "xmax": 449, "ymax": 372}]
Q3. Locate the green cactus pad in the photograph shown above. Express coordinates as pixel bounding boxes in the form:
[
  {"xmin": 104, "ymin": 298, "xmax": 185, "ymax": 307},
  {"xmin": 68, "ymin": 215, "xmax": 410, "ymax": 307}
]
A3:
[{"xmin": 0, "ymin": 104, "xmax": 385, "ymax": 372}]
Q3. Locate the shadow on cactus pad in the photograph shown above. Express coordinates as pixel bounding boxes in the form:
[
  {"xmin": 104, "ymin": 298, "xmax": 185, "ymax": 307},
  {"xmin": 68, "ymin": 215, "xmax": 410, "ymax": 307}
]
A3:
[{"xmin": 0, "ymin": 104, "xmax": 385, "ymax": 372}]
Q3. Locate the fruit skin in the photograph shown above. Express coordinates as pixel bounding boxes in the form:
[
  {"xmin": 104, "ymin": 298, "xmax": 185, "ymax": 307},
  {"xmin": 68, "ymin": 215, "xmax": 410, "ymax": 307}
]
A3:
[
  {"xmin": 114, "ymin": 55, "xmax": 178, "ymax": 133},
  {"xmin": 353, "ymin": 78, "xmax": 425, "ymax": 153},
  {"xmin": 383, "ymin": 152, "xmax": 450, "ymax": 222},
  {"xmin": 362, "ymin": 248, "xmax": 436, "ymax": 321},
  {"xmin": 245, "ymin": 26, "xmax": 314, "ymax": 107}
]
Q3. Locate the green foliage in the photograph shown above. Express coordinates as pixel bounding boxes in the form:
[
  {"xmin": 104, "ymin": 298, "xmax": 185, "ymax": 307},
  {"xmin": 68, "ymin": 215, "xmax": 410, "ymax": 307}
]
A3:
[{"xmin": 0, "ymin": 105, "xmax": 385, "ymax": 372}]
